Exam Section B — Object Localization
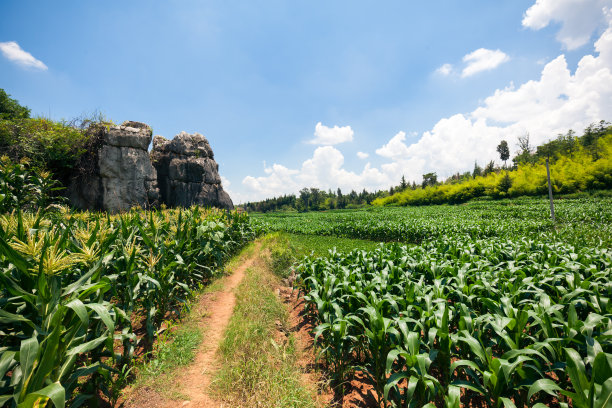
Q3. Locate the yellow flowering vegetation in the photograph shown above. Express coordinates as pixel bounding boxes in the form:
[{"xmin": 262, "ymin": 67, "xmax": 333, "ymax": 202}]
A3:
[{"xmin": 374, "ymin": 134, "xmax": 612, "ymax": 206}]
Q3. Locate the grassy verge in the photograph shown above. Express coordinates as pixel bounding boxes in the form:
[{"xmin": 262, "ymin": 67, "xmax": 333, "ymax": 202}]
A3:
[
  {"xmin": 212, "ymin": 245, "xmax": 316, "ymax": 408},
  {"xmin": 267, "ymin": 231, "xmax": 383, "ymax": 262}
]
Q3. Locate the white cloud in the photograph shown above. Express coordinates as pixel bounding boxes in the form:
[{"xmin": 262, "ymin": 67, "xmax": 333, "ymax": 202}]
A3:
[
  {"xmin": 436, "ymin": 63, "xmax": 453, "ymax": 76},
  {"xmin": 357, "ymin": 151, "xmax": 369, "ymax": 159},
  {"xmin": 522, "ymin": 0, "xmax": 611, "ymax": 50},
  {"xmin": 241, "ymin": 146, "xmax": 391, "ymax": 201},
  {"xmin": 461, "ymin": 48, "xmax": 510, "ymax": 77},
  {"xmin": 237, "ymin": 10, "xmax": 612, "ymax": 202},
  {"xmin": 0, "ymin": 41, "xmax": 47, "ymax": 70},
  {"xmin": 375, "ymin": 131, "xmax": 410, "ymax": 159},
  {"xmin": 309, "ymin": 122, "xmax": 354, "ymax": 145}
]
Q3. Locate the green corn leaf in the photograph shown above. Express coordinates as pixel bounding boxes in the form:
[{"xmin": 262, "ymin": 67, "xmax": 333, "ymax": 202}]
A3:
[
  {"xmin": 500, "ymin": 397, "xmax": 517, "ymax": 408},
  {"xmin": 0, "ymin": 234, "xmax": 31, "ymax": 275},
  {"xmin": 30, "ymin": 322, "xmax": 61, "ymax": 392},
  {"xmin": 444, "ymin": 385, "xmax": 461, "ymax": 408},
  {"xmin": 565, "ymin": 347, "xmax": 590, "ymax": 396},
  {"xmin": 0, "ymin": 351, "xmax": 16, "ymax": 378},
  {"xmin": 383, "ymin": 371, "xmax": 410, "ymax": 401},
  {"xmin": 19, "ymin": 336, "xmax": 39, "ymax": 390},
  {"xmin": 65, "ymin": 299, "xmax": 88, "ymax": 326},
  {"xmin": 385, "ymin": 348, "xmax": 403, "ymax": 373},
  {"xmin": 66, "ymin": 335, "xmax": 108, "ymax": 356},
  {"xmin": 595, "ymin": 377, "xmax": 612, "ymax": 408},
  {"xmin": 451, "ymin": 379, "xmax": 486, "ymax": 395},
  {"xmin": 85, "ymin": 303, "xmax": 114, "ymax": 332},
  {"xmin": 592, "ymin": 352, "xmax": 612, "ymax": 385},
  {"xmin": 0, "ymin": 310, "xmax": 36, "ymax": 329},
  {"xmin": 458, "ymin": 331, "xmax": 486, "ymax": 363},
  {"xmin": 16, "ymin": 381, "xmax": 65, "ymax": 408},
  {"xmin": 527, "ymin": 378, "xmax": 563, "ymax": 400}
]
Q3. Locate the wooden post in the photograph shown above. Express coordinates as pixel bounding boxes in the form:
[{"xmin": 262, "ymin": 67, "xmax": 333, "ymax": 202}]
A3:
[{"xmin": 546, "ymin": 157, "xmax": 555, "ymax": 222}]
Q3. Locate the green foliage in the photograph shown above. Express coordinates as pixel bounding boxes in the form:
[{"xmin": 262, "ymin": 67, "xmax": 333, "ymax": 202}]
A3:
[
  {"xmin": 244, "ymin": 186, "xmax": 388, "ymax": 213},
  {"xmin": 0, "ymin": 117, "xmax": 93, "ymax": 183},
  {"xmin": 296, "ymin": 235, "xmax": 612, "ymax": 407},
  {"xmin": 421, "ymin": 172, "xmax": 438, "ymax": 188},
  {"xmin": 262, "ymin": 233, "xmax": 296, "ymax": 278},
  {"xmin": 375, "ymin": 134, "xmax": 612, "ymax": 207},
  {"xmin": 0, "ymin": 207, "xmax": 255, "ymax": 407},
  {"xmin": 0, "ymin": 89, "xmax": 30, "ymax": 120},
  {"xmin": 253, "ymin": 196, "xmax": 612, "ymax": 245},
  {"xmin": 0, "ymin": 157, "xmax": 66, "ymax": 212}
]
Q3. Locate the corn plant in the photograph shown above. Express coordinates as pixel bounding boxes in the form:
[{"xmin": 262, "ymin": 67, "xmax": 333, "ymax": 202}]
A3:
[
  {"xmin": 295, "ymin": 233, "xmax": 612, "ymax": 407},
  {"xmin": 0, "ymin": 206, "xmax": 255, "ymax": 407}
]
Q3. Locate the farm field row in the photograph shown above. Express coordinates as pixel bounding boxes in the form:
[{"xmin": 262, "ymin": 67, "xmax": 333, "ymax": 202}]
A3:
[
  {"xmin": 0, "ymin": 207, "xmax": 255, "ymax": 407},
  {"xmin": 253, "ymin": 196, "xmax": 612, "ymax": 245},
  {"xmin": 295, "ymin": 237, "xmax": 611, "ymax": 407},
  {"xmin": 257, "ymin": 196, "xmax": 612, "ymax": 407}
]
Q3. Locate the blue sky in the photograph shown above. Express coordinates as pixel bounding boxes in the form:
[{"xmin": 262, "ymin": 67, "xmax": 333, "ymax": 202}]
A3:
[{"xmin": 1, "ymin": 1, "xmax": 611, "ymax": 203}]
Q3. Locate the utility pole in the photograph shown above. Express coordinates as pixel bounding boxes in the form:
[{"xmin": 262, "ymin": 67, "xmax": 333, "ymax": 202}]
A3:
[{"xmin": 546, "ymin": 157, "xmax": 555, "ymax": 223}]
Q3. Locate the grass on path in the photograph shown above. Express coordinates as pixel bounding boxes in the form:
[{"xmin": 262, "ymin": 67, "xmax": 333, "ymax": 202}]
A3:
[{"xmin": 212, "ymin": 237, "xmax": 317, "ymax": 408}]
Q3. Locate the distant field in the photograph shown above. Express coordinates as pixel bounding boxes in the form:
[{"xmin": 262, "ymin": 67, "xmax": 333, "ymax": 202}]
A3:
[{"xmin": 253, "ymin": 196, "xmax": 612, "ymax": 246}]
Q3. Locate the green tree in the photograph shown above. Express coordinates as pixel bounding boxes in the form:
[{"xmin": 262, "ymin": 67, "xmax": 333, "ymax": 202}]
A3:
[
  {"xmin": 422, "ymin": 172, "xmax": 437, "ymax": 188},
  {"xmin": 472, "ymin": 161, "xmax": 482, "ymax": 178},
  {"xmin": 484, "ymin": 160, "xmax": 495, "ymax": 175},
  {"xmin": 496, "ymin": 140, "xmax": 510, "ymax": 167},
  {"xmin": 513, "ymin": 133, "xmax": 534, "ymax": 166},
  {"xmin": 498, "ymin": 172, "xmax": 512, "ymax": 193},
  {"xmin": 0, "ymin": 88, "xmax": 30, "ymax": 120},
  {"xmin": 400, "ymin": 175, "xmax": 407, "ymax": 190}
]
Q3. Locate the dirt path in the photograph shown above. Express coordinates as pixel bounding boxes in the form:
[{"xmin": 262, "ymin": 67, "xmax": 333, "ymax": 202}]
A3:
[
  {"xmin": 169, "ymin": 253, "xmax": 254, "ymax": 408},
  {"xmin": 125, "ymin": 246, "xmax": 257, "ymax": 408}
]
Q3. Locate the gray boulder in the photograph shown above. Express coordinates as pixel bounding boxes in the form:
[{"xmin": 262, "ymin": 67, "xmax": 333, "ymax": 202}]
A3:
[
  {"xmin": 68, "ymin": 121, "xmax": 160, "ymax": 212},
  {"xmin": 151, "ymin": 131, "xmax": 233, "ymax": 210}
]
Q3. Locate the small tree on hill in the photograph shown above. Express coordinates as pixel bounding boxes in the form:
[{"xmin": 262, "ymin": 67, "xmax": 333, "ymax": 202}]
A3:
[
  {"xmin": 472, "ymin": 161, "xmax": 482, "ymax": 178},
  {"xmin": 422, "ymin": 172, "xmax": 437, "ymax": 188},
  {"xmin": 498, "ymin": 172, "xmax": 512, "ymax": 193},
  {"xmin": 496, "ymin": 140, "xmax": 510, "ymax": 168},
  {"xmin": 400, "ymin": 175, "xmax": 407, "ymax": 190},
  {"xmin": 484, "ymin": 160, "xmax": 495, "ymax": 175}
]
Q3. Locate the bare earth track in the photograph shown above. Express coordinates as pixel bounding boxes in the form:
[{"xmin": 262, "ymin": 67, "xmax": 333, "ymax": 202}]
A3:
[{"xmin": 125, "ymin": 246, "xmax": 258, "ymax": 408}]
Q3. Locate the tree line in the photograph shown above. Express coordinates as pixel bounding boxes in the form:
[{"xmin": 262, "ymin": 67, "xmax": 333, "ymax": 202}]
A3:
[
  {"xmin": 244, "ymin": 120, "xmax": 611, "ymax": 212},
  {"xmin": 242, "ymin": 187, "xmax": 388, "ymax": 213}
]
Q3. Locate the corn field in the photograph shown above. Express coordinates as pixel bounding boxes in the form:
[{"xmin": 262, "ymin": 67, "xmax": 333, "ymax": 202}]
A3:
[
  {"xmin": 296, "ymin": 236, "xmax": 612, "ymax": 407},
  {"xmin": 0, "ymin": 206, "xmax": 255, "ymax": 407},
  {"xmin": 254, "ymin": 196, "xmax": 612, "ymax": 244}
]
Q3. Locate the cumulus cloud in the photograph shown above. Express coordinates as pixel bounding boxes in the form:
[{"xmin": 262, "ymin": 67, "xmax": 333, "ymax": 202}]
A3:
[
  {"xmin": 241, "ymin": 146, "xmax": 391, "ymax": 201},
  {"xmin": 436, "ymin": 63, "xmax": 453, "ymax": 76},
  {"xmin": 357, "ymin": 151, "xmax": 369, "ymax": 159},
  {"xmin": 0, "ymin": 41, "xmax": 47, "ymax": 70},
  {"xmin": 522, "ymin": 0, "xmax": 611, "ymax": 49},
  {"xmin": 309, "ymin": 122, "xmax": 354, "ymax": 145},
  {"xmin": 461, "ymin": 48, "xmax": 510, "ymax": 77},
  {"xmin": 237, "ymin": 10, "xmax": 612, "ymax": 202},
  {"xmin": 375, "ymin": 131, "xmax": 410, "ymax": 159}
]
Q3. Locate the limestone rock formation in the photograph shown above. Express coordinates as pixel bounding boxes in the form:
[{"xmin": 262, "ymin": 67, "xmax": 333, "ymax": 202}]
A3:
[
  {"xmin": 151, "ymin": 131, "xmax": 233, "ymax": 210},
  {"xmin": 68, "ymin": 121, "xmax": 159, "ymax": 212}
]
